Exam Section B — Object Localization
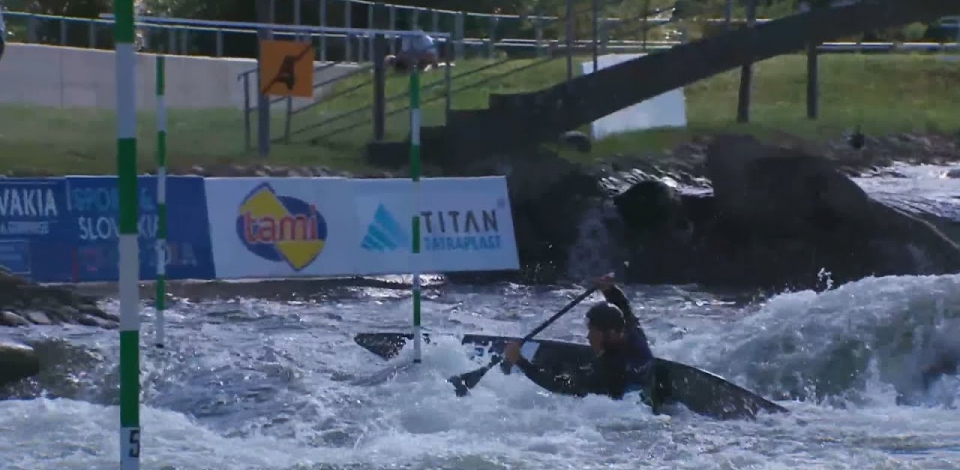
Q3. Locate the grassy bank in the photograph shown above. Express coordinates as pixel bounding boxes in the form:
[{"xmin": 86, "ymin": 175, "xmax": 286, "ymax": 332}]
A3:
[{"xmin": 1, "ymin": 53, "xmax": 958, "ymax": 175}]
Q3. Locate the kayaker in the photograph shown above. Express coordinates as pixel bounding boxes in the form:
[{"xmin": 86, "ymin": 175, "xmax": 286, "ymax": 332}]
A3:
[{"xmin": 502, "ymin": 274, "xmax": 661, "ymax": 410}]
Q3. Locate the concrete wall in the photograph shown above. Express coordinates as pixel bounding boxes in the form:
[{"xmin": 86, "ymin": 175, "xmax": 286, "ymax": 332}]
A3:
[{"xmin": 0, "ymin": 43, "xmax": 360, "ymax": 110}]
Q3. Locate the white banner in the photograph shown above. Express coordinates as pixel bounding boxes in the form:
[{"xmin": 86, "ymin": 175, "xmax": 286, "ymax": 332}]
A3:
[
  {"xmin": 352, "ymin": 176, "xmax": 519, "ymax": 274},
  {"xmin": 204, "ymin": 177, "xmax": 359, "ymax": 279},
  {"xmin": 204, "ymin": 176, "xmax": 518, "ymax": 278}
]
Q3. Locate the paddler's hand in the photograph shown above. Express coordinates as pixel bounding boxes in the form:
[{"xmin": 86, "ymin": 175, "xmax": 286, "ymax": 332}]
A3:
[
  {"xmin": 591, "ymin": 272, "xmax": 616, "ymax": 291},
  {"xmin": 503, "ymin": 342, "xmax": 522, "ymax": 364}
]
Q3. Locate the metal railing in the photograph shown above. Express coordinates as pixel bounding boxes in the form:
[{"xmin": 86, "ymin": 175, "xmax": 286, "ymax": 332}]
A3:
[
  {"xmin": 6, "ymin": 9, "xmax": 960, "ymax": 62},
  {"xmin": 293, "ymin": 2, "xmax": 687, "ymax": 146},
  {"xmin": 6, "ymin": 4, "xmax": 960, "ymax": 156},
  {"xmin": 182, "ymin": 20, "xmax": 454, "ymax": 152},
  {"xmin": 235, "ymin": 32, "xmax": 454, "ymax": 150},
  {"xmin": 237, "ymin": 61, "xmax": 370, "ymax": 149},
  {"xmin": 281, "ymin": 1, "xmax": 678, "ymax": 145}
]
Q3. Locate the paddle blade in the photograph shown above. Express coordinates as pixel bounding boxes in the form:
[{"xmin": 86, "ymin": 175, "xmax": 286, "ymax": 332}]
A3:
[
  {"xmin": 448, "ymin": 364, "xmax": 493, "ymax": 397},
  {"xmin": 354, "ymin": 333, "xmax": 411, "ymax": 359}
]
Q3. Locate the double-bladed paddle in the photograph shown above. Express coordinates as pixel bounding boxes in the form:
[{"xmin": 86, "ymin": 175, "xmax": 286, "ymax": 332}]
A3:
[{"xmin": 447, "ymin": 287, "xmax": 598, "ymax": 396}]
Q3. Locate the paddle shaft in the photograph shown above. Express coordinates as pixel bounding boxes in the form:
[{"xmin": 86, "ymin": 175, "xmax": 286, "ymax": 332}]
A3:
[
  {"xmin": 448, "ymin": 286, "xmax": 599, "ymax": 396},
  {"xmin": 517, "ymin": 287, "xmax": 598, "ymax": 347},
  {"xmin": 473, "ymin": 287, "xmax": 598, "ymax": 373}
]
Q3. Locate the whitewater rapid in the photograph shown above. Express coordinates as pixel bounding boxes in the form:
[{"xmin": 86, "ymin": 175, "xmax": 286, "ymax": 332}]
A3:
[
  {"xmin": 1, "ymin": 166, "xmax": 959, "ymax": 470},
  {"xmin": 1, "ymin": 273, "xmax": 959, "ymax": 470}
]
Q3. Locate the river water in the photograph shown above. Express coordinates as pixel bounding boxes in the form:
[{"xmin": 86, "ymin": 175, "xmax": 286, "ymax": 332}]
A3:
[{"xmin": 1, "ymin": 166, "xmax": 960, "ymax": 470}]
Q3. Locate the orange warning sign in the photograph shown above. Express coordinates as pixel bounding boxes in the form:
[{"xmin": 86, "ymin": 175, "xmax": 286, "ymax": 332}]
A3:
[{"xmin": 258, "ymin": 39, "xmax": 314, "ymax": 98}]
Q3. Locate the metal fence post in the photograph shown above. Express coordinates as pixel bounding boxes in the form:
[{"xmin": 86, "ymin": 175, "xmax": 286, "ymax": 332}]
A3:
[
  {"xmin": 591, "ymin": 0, "xmax": 599, "ymax": 72},
  {"xmin": 243, "ymin": 72, "xmax": 252, "ymax": 150},
  {"xmin": 487, "ymin": 16, "xmax": 497, "ymax": 59},
  {"xmin": 565, "ymin": 0, "xmax": 573, "ymax": 81},
  {"xmin": 736, "ymin": 0, "xmax": 756, "ymax": 123},
  {"xmin": 345, "ymin": 2, "xmax": 353, "ymax": 61},
  {"xmin": 256, "ymin": 0, "xmax": 273, "ymax": 157},
  {"xmin": 319, "ymin": 0, "xmax": 327, "ymax": 61},
  {"xmin": 373, "ymin": 33, "xmax": 386, "ymax": 141},
  {"xmin": 454, "ymin": 12, "xmax": 464, "ymax": 60},
  {"xmin": 444, "ymin": 38, "xmax": 452, "ymax": 118}
]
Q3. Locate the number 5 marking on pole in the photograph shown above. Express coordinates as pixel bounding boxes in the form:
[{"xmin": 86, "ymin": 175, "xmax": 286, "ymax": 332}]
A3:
[{"xmin": 122, "ymin": 427, "xmax": 141, "ymax": 460}]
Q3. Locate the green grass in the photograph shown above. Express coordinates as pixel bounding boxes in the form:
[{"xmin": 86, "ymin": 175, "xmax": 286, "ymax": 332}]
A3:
[{"xmin": 1, "ymin": 53, "xmax": 959, "ymax": 176}]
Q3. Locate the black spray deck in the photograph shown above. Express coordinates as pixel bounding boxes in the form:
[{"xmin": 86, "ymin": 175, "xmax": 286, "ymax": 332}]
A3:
[{"xmin": 355, "ymin": 332, "xmax": 788, "ymax": 421}]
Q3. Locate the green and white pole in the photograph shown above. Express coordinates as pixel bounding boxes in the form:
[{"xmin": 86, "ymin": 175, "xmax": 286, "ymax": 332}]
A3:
[
  {"xmin": 410, "ymin": 67, "xmax": 422, "ymax": 364},
  {"xmin": 154, "ymin": 54, "xmax": 167, "ymax": 349},
  {"xmin": 114, "ymin": 0, "xmax": 141, "ymax": 468}
]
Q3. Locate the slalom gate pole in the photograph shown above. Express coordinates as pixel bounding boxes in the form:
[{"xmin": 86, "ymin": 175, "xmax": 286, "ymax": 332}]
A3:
[
  {"xmin": 114, "ymin": 0, "xmax": 142, "ymax": 468},
  {"xmin": 154, "ymin": 54, "xmax": 168, "ymax": 349},
  {"xmin": 410, "ymin": 65, "xmax": 422, "ymax": 364}
]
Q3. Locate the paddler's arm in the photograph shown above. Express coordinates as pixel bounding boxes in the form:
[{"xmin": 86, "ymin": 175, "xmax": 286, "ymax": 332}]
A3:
[
  {"xmin": 600, "ymin": 280, "xmax": 655, "ymax": 365},
  {"xmin": 595, "ymin": 275, "xmax": 640, "ymax": 328}
]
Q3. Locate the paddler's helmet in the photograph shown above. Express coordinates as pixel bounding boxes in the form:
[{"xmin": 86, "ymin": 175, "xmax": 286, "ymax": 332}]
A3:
[{"xmin": 586, "ymin": 302, "xmax": 625, "ymax": 331}]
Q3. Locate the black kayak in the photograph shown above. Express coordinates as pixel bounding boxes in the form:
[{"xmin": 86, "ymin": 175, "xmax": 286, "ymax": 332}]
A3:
[{"xmin": 354, "ymin": 332, "xmax": 789, "ymax": 421}]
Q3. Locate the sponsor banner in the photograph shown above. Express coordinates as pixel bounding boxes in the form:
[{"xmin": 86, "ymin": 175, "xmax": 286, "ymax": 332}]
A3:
[
  {"xmin": 0, "ymin": 175, "xmax": 518, "ymax": 283},
  {"xmin": 353, "ymin": 176, "xmax": 519, "ymax": 273},
  {"xmin": 0, "ymin": 178, "xmax": 73, "ymax": 282},
  {"xmin": 65, "ymin": 176, "xmax": 216, "ymax": 282},
  {"xmin": 204, "ymin": 177, "xmax": 360, "ymax": 279}
]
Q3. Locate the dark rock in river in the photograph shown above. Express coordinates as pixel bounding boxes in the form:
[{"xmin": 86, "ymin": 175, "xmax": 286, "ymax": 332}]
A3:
[
  {"xmin": 0, "ymin": 342, "xmax": 40, "ymax": 387},
  {"xmin": 450, "ymin": 133, "xmax": 960, "ymax": 290},
  {"xmin": 0, "ymin": 272, "xmax": 118, "ymax": 328},
  {"xmin": 0, "ymin": 271, "xmax": 119, "ymax": 386},
  {"xmin": 613, "ymin": 135, "xmax": 960, "ymax": 289}
]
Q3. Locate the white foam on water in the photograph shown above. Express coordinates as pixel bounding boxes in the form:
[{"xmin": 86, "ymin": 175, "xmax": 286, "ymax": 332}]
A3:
[
  {"xmin": 3, "ymin": 275, "xmax": 960, "ymax": 469},
  {"xmin": 0, "ymin": 398, "xmax": 320, "ymax": 470}
]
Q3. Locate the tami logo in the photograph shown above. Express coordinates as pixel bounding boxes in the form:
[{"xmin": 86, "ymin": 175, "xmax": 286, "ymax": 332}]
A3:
[
  {"xmin": 236, "ymin": 183, "xmax": 328, "ymax": 271},
  {"xmin": 361, "ymin": 204, "xmax": 409, "ymax": 252}
]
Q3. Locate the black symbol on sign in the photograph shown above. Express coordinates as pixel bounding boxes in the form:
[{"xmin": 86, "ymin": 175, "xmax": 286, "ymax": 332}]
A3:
[
  {"xmin": 276, "ymin": 55, "xmax": 297, "ymax": 90},
  {"xmin": 261, "ymin": 43, "xmax": 313, "ymax": 95}
]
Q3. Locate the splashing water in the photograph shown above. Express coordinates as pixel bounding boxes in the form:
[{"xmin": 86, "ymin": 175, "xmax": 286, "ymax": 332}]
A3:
[
  {"xmin": 566, "ymin": 200, "xmax": 628, "ymax": 280},
  {"xmin": 0, "ymin": 274, "xmax": 958, "ymax": 470},
  {"xmin": 2, "ymin": 170, "xmax": 960, "ymax": 469}
]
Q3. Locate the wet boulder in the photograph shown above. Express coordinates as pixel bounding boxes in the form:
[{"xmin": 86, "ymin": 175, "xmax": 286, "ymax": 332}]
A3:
[
  {"xmin": 710, "ymin": 134, "xmax": 960, "ymax": 271},
  {"xmin": 610, "ymin": 179, "xmax": 712, "ymax": 284},
  {"xmin": 610, "ymin": 134, "xmax": 960, "ymax": 289},
  {"xmin": 0, "ymin": 341, "xmax": 40, "ymax": 387},
  {"xmin": 0, "ymin": 271, "xmax": 118, "ymax": 328}
]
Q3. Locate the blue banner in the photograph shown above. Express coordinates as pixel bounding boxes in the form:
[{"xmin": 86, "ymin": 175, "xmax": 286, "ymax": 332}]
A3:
[
  {"xmin": 0, "ymin": 178, "xmax": 73, "ymax": 282},
  {"xmin": 65, "ymin": 176, "xmax": 216, "ymax": 282}
]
